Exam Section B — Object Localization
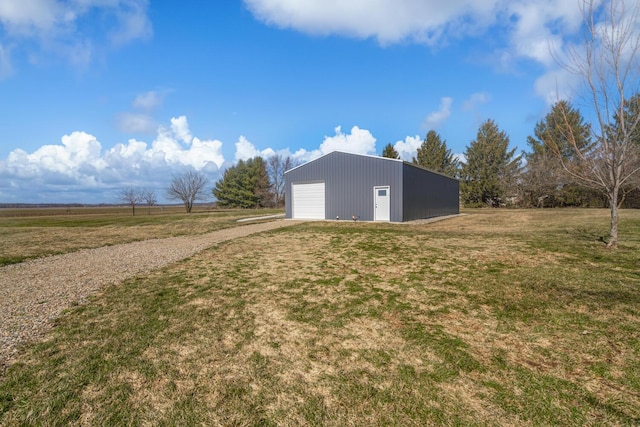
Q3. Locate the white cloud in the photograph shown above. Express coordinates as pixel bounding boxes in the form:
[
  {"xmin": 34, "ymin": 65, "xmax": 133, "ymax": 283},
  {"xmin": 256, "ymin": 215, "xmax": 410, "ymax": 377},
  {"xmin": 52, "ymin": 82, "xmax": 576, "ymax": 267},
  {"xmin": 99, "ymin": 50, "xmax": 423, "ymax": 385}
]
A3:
[
  {"xmin": 462, "ymin": 92, "xmax": 490, "ymax": 111},
  {"xmin": 0, "ymin": 0, "xmax": 152, "ymax": 71},
  {"xmin": 178, "ymin": 137, "xmax": 224, "ymax": 171},
  {"xmin": 534, "ymin": 67, "xmax": 576, "ymax": 105},
  {"xmin": 235, "ymin": 136, "xmax": 261, "ymax": 161},
  {"xmin": 0, "ymin": 115, "xmax": 225, "ymax": 203},
  {"xmin": 423, "ymin": 97, "xmax": 452, "ymax": 129},
  {"xmin": 108, "ymin": 0, "xmax": 153, "ymax": 47},
  {"xmin": 244, "ymin": 0, "xmax": 498, "ymax": 45},
  {"xmin": 265, "ymin": 125, "xmax": 378, "ymax": 164},
  {"xmin": 117, "ymin": 112, "xmax": 157, "ymax": 134},
  {"xmin": 2, "ymin": 131, "xmax": 108, "ymax": 189},
  {"xmin": 234, "ymin": 136, "xmax": 277, "ymax": 161},
  {"xmin": 244, "ymin": 0, "xmax": 607, "ymax": 106},
  {"xmin": 531, "ymin": 1, "xmax": 640, "ymax": 106},
  {"xmin": 133, "ymin": 90, "xmax": 163, "ymax": 110},
  {"xmin": 0, "ymin": 43, "xmax": 14, "ymax": 79},
  {"xmin": 117, "ymin": 91, "xmax": 168, "ymax": 135},
  {"xmin": 0, "ymin": 0, "xmax": 62, "ymax": 35},
  {"xmin": 505, "ymin": 1, "xmax": 583, "ymax": 67},
  {"xmin": 170, "ymin": 116, "xmax": 192, "ymax": 144},
  {"xmin": 393, "ymin": 135, "xmax": 422, "ymax": 161},
  {"xmin": 319, "ymin": 125, "xmax": 376, "ymax": 155},
  {"xmin": 244, "ymin": 0, "xmax": 585, "ymax": 52}
]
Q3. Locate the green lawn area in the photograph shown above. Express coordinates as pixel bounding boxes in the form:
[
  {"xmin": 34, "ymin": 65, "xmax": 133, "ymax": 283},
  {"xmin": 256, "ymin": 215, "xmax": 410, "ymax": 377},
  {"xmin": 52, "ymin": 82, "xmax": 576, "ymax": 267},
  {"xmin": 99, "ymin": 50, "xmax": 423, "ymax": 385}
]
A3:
[{"xmin": 1, "ymin": 209, "xmax": 639, "ymax": 426}]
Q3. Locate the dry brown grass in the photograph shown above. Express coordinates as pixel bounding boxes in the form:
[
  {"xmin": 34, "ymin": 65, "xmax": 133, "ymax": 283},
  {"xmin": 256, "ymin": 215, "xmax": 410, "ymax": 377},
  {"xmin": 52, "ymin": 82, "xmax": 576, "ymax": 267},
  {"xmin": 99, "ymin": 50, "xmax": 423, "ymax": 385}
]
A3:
[
  {"xmin": 1, "ymin": 208, "xmax": 639, "ymax": 425},
  {"xmin": 0, "ymin": 207, "xmax": 280, "ymax": 265}
]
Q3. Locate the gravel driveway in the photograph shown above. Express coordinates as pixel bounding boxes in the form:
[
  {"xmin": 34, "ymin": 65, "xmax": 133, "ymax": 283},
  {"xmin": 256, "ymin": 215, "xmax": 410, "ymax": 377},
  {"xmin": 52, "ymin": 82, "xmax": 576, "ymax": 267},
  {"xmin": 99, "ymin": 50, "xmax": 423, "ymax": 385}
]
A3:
[{"xmin": 0, "ymin": 220, "xmax": 295, "ymax": 376}]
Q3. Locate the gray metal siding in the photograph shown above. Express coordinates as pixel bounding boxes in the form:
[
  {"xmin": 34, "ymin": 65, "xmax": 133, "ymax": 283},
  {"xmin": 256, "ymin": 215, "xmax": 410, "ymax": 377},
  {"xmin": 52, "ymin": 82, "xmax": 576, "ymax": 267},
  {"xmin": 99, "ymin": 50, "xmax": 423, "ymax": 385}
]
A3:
[
  {"xmin": 402, "ymin": 163, "xmax": 459, "ymax": 221},
  {"xmin": 285, "ymin": 152, "xmax": 403, "ymax": 221},
  {"xmin": 285, "ymin": 151, "xmax": 459, "ymax": 222}
]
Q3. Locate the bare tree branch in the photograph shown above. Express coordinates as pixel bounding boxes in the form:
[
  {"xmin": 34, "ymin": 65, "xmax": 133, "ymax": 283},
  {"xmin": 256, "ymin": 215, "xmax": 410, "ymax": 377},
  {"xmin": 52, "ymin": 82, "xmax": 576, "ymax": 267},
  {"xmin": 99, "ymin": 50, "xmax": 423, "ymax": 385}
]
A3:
[
  {"xmin": 141, "ymin": 188, "xmax": 157, "ymax": 215},
  {"xmin": 166, "ymin": 170, "xmax": 209, "ymax": 213},
  {"xmin": 551, "ymin": 0, "xmax": 640, "ymax": 247},
  {"xmin": 119, "ymin": 187, "xmax": 143, "ymax": 216},
  {"xmin": 267, "ymin": 154, "xmax": 297, "ymax": 208}
]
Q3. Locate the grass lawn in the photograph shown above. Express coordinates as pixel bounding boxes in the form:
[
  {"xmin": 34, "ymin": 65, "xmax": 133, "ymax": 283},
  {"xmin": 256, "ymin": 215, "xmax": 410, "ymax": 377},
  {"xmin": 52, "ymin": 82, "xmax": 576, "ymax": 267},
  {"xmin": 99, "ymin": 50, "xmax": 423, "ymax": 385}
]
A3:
[
  {"xmin": 1, "ymin": 209, "xmax": 639, "ymax": 425},
  {"xmin": 0, "ymin": 207, "xmax": 283, "ymax": 266}
]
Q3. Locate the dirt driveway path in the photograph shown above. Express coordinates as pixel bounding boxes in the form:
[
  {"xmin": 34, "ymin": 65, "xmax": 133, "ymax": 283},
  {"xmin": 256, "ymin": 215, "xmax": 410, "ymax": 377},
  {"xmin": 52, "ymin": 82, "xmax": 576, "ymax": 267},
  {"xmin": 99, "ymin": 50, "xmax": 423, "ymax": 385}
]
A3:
[{"xmin": 0, "ymin": 220, "xmax": 296, "ymax": 375}]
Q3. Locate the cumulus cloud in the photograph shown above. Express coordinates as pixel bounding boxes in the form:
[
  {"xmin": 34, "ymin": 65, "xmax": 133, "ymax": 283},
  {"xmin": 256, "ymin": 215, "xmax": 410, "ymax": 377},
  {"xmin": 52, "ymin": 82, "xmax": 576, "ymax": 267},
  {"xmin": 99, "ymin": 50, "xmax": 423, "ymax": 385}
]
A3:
[
  {"xmin": 423, "ymin": 97, "xmax": 453, "ymax": 129},
  {"xmin": 235, "ymin": 136, "xmax": 261, "ymax": 161},
  {"xmin": 0, "ymin": 116, "xmax": 224, "ymax": 203},
  {"xmin": 0, "ymin": 122, "xmax": 390, "ymax": 203},
  {"xmin": 393, "ymin": 135, "xmax": 423, "ymax": 162},
  {"xmin": 288, "ymin": 125, "xmax": 376, "ymax": 162},
  {"xmin": 170, "ymin": 116, "xmax": 192, "ymax": 144},
  {"xmin": 269, "ymin": 125, "xmax": 378, "ymax": 164},
  {"xmin": 5, "ymin": 131, "xmax": 107, "ymax": 181},
  {"xmin": 235, "ymin": 136, "xmax": 276, "ymax": 162},
  {"xmin": 320, "ymin": 125, "xmax": 376, "ymax": 155},
  {"xmin": 0, "ymin": 0, "xmax": 152, "ymax": 71}
]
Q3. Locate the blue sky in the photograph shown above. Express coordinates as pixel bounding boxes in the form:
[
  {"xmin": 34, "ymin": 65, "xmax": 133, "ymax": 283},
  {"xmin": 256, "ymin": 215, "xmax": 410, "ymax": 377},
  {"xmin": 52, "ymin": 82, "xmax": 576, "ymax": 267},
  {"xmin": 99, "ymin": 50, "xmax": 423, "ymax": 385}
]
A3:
[{"xmin": 0, "ymin": 0, "xmax": 597, "ymax": 203}]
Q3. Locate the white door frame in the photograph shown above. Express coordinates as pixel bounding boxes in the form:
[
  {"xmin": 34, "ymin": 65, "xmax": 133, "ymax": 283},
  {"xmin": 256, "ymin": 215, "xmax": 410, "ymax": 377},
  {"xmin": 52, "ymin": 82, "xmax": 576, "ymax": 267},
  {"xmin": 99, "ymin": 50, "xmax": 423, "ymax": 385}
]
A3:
[{"xmin": 373, "ymin": 186, "xmax": 390, "ymax": 221}]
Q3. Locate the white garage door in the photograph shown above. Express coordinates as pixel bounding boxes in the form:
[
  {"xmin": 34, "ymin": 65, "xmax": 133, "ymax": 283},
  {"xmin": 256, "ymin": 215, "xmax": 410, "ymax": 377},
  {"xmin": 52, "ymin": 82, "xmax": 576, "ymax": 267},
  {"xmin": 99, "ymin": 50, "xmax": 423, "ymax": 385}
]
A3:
[{"xmin": 292, "ymin": 182, "xmax": 325, "ymax": 219}]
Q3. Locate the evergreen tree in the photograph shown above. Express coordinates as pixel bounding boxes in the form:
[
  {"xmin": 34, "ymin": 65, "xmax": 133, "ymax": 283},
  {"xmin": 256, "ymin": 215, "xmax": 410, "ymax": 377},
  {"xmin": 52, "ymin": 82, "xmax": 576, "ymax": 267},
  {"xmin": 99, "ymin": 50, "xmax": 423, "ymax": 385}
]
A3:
[
  {"xmin": 527, "ymin": 100, "xmax": 591, "ymax": 160},
  {"xmin": 460, "ymin": 120, "xmax": 521, "ymax": 207},
  {"xmin": 412, "ymin": 130, "xmax": 459, "ymax": 177},
  {"xmin": 213, "ymin": 157, "xmax": 273, "ymax": 208},
  {"xmin": 522, "ymin": 101, "xmax": 593, "ymax": 207},
  {"xmin": 381, "ymin": 143, "xmax": 400, "ymax": 159},
  {"xmin": 609, "ymin": 94, "xmax": 640, "ymax": 207},
  {"xmin": 610, "ymin": 94, "xmax": 640, "ymax": 147}
]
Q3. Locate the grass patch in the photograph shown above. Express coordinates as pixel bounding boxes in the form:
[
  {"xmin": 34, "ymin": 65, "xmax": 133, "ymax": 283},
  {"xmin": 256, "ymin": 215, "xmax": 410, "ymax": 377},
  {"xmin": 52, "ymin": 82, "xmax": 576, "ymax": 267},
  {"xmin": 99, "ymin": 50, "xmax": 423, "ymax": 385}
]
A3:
[
  {"xmin": 0, "ymin": 207, "xmax": 282, "ymax": 266},
  {"xmin": 1, "ymin": 209, "xmax": 639, "ymax": 425}
]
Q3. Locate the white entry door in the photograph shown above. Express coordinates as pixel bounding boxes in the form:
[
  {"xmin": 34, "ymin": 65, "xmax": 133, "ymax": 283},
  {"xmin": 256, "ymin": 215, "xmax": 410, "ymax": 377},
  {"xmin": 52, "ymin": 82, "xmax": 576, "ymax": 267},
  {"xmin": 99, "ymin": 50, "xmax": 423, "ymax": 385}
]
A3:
[{"xmin": 374, "ymin": 186, "xmax": 390, "ymax": 221}]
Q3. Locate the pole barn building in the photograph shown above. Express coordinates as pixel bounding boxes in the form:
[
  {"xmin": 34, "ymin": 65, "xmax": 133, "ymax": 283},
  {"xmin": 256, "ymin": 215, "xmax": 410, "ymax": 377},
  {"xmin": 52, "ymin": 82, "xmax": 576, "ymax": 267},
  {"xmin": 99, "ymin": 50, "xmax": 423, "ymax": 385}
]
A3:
[{"xmin": 284, "ymin": 151, "xmax": 459, "ymax": 222}]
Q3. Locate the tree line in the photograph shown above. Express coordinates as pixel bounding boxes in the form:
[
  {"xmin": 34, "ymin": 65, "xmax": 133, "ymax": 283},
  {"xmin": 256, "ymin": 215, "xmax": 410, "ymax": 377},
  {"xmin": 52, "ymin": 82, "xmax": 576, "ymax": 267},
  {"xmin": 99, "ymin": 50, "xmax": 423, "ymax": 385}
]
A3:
[
  {"xmin": 119, "ymin": 154, "xmax": 296, "ymax": 215},
  {"xmin": 381, "ymin": 96, "xmax": 639, "ymax": 212}
]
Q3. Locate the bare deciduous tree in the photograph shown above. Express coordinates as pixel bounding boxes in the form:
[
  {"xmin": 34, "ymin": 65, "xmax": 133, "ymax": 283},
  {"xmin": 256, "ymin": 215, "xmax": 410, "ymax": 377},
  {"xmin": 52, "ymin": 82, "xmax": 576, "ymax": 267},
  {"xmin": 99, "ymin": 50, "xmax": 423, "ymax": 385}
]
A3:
[
  {"xmin": 267, "ymin": 154, "xmax": 296, "ymax": 208},
  {"xmin": 119, "ymin": 186, "xmax": 142, "ymax": 216},
  {"xmin": 141, "ymin": 188, "xmax": 157, "ymax": 215},
  {"xmin": 553, "ymin": 0, "xmax": 640, "ymax": 247},
  {"xmin": 166, "ymin": 170, "xmax": 209, "ymax": 213}
]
